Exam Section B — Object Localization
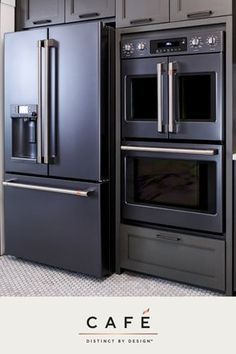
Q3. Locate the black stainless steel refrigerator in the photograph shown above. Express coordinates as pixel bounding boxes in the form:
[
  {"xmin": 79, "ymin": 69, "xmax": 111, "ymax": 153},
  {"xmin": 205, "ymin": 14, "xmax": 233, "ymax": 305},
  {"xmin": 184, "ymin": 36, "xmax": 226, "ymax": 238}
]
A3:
[{"xmin": 3, "ymin": 22, "xmax": 115, "ymax": 277}]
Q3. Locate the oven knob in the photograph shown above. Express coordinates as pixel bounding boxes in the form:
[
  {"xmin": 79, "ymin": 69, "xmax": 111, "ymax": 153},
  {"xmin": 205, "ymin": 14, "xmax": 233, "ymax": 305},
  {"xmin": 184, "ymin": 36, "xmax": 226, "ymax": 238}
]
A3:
[
  {"xmin": 207, "ymin": 36, "xmax": 217, "ymax": 46},
  {"xmin": 137, "ymin": 42, "xmax": 146, "ymax": 51},
  {"xmin": 191, "ymin": 38, "xmax": 200, "ymax": 47},
  {"xmin": 124, "ymin": 44, "xmax": 132, "ymax": 52}
]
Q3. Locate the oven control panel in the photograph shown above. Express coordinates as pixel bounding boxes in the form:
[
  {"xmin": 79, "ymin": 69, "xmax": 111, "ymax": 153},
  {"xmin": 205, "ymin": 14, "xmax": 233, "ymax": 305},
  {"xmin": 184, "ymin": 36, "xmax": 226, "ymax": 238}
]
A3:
[{"xmin": 121, "ymin": 29, "xmax": 224, "ymax": 59}]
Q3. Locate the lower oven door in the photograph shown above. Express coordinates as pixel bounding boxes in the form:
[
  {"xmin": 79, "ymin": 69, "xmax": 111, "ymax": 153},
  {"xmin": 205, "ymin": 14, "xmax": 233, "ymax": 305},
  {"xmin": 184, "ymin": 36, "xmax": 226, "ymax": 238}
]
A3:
[{"xmin": 122, "ymin": 143, "xmax": 223, "ymax": 234}]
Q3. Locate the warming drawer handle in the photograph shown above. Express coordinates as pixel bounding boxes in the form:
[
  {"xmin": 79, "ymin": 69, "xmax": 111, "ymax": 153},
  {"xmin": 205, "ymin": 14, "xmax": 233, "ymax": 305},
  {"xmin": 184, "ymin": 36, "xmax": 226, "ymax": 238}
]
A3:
[
  {"xmin": 3, "ymin": 181, "xmax": 94, "ymax": 198},
  {"xmin": 121, "ymin": 146, "xmax": 217, "ymax": 156},
  {"xmin": 156, "ymin": 234, "xmax": 181, "ymax": 242}
]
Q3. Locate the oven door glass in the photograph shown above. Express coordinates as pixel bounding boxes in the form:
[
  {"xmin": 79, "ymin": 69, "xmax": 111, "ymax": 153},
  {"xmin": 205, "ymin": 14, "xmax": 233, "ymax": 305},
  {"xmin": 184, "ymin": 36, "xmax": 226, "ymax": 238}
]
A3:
[
  {"xmin": 122, "ymin": 57, "xmax": 168, "ymax": 139},
  {"xmin": 127, "ymin": 75, "xmax": 157, "ymax": 121},
  {"xmin": 170, "ymin": 53, "xmax": 223, "ymax": 141},
  {"xmin": 127, "ymin": 157, "xmax": 216, "ymax": 214},
  {"xmin": 177, "ymin": 72, "xmax": 216, "ymax": 122},
  {"xmin": 122, "ymin": 144, "xmax": 223, "ymax": 233}
]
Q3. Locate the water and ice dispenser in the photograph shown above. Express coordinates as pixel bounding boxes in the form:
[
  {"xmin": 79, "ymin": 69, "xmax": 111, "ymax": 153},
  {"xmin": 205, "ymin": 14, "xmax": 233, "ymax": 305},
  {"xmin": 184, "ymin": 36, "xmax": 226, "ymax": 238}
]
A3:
[{"xmin": 11, "ymin": 104, "xmax": 38, "ymax": 160}]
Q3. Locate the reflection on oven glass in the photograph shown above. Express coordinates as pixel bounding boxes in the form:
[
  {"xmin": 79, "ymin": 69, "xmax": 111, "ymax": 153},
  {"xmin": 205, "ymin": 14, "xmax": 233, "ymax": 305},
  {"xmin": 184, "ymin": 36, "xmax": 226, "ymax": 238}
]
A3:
[
  {"xmin": 178, "ymin": 73, "xmax": 216, "ymax": 122},
  {"xmin": 128, "ymin": 76, "xmax": 157, "ymax": 120},
  {"xmin": 133, "ymin": 158, "xmax": 211, "ymax": 212}
]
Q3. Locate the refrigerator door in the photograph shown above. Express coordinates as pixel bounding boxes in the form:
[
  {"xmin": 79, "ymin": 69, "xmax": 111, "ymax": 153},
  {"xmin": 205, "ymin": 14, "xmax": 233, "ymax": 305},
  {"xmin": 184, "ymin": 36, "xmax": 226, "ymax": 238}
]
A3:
[
  {"xmin": 48, "ymin": 22, "xmax": 107, "ymax": 181},
  {"xmin": 4, "ymin": 174, "xmax": 110, "ymax": 277},
  {"xmin": 5, "ymin": 29, "xmax": 48, "ymax": 176}
]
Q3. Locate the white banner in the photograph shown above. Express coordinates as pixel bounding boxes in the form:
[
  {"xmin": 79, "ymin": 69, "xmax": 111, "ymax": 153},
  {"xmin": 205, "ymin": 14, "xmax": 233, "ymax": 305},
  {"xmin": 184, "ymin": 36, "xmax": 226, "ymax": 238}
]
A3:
[{"xmin": 0, "ymin": 297, "xmax": 235, "ymax": 354}]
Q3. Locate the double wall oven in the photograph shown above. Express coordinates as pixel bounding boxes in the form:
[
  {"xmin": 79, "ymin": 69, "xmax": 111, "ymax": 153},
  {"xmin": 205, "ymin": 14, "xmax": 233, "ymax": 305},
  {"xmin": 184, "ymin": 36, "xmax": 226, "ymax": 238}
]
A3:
[{"xmin": 121, "ymin": 25, "xmax": 225, "ymax": 235}]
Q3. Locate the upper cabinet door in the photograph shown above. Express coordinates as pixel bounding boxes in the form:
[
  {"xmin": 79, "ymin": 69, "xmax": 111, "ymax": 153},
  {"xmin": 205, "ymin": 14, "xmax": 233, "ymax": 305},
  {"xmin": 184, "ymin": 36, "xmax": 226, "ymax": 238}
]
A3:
[
  {"xmin": 66, "ymin": 0, "xmax": 115, "ymax": 23},
  {"xmin": 17, "ymin": 0, "xmax": 65, "ymax": 29},
  {"xmin": 116, "ymin": 0, "xmax": 169, "ymax": 28},
  {"xmin": 170, "ymin": 0, "xmax": 232, "ymax": 22}
]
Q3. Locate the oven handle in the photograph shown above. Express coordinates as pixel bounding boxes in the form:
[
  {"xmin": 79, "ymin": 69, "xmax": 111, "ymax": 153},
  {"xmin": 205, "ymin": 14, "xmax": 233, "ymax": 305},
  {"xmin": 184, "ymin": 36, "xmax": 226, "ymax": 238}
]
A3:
[
  {"xmin": 157, "ymin": 63, "xmax": 164, "ymax": 133},
  {"xmin": 3, "ymin": 180, "xmax": 94, "ymax": 198},
  {"xmin": 168, "ymin": 62, "xmax": 176, "ymax": 133},
  {"xmin": 121, "ymin": 146, "xmax": 217, "ymax": 156}
]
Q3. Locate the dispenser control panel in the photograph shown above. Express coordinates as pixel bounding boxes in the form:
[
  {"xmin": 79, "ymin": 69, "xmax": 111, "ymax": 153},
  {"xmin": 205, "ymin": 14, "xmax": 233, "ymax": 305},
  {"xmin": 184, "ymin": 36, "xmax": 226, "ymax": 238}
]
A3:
[{"xmin": 11, "ymin": 104, "xmax": 38, "ymax": 119}]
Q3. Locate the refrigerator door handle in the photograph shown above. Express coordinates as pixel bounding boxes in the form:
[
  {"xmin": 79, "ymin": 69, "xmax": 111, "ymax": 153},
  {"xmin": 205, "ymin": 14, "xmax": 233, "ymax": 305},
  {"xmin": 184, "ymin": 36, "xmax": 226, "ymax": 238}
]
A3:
[
  {"xmin": 44, "ymin": 39, "xmax": 58, "ymax": 165},
  {"xmin": 37, "ymin": 40, "xmax": 43, "ymax": 164},
  {"xmin": 3, "ymin": 180, "xmax": 95, "ymax": 198}
]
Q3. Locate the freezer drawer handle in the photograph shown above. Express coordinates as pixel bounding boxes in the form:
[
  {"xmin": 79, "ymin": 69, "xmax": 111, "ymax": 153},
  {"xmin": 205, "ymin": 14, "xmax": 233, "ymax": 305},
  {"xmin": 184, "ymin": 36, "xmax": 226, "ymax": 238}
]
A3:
[
  {"xmin": 3, "ymin": 181, "xmax": 94, "ymax": 198},
  {"xmin": 121, "ymin": 146, "xmax": 217, "ymax": 156}
]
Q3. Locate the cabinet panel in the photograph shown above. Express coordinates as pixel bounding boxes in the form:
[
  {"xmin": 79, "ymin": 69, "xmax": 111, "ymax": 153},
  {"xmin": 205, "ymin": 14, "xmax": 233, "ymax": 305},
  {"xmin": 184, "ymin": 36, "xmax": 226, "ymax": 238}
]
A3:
[
  {"xmin": 121, "ymin": 224, "xmax": 225, "ymax": 291},
  {"xmin": 116, "ymin": 0, "xmax": 169, "ymax": 28},
  {"xmin": 4, "ymin": 174, "xmax": 110, "ymax": 277},
  {"xmin": 170, "ymin": 0, "xmax": 232, "ymax": 22},
  {"xmin": 17, "ymin": 0, "xmax": 65, "ymax": 29},
  {"xmin": 66, "ymin": 0, "xmax": 115, "ymax": 23}
]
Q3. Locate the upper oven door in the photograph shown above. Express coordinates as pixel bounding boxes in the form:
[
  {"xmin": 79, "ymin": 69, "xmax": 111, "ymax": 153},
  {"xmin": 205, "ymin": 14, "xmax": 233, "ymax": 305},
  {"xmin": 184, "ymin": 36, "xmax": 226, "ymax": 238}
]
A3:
[
  {"xmin": 122, "ymin": 57, "xmax": 168, "ymax": 139},
  {"xmin": 121, "ymin": 143, "xmax": 223, "ymax": 234},
  {"xmin": 169, "ymin": 53, "xmax": 224, "ymax": 141}
]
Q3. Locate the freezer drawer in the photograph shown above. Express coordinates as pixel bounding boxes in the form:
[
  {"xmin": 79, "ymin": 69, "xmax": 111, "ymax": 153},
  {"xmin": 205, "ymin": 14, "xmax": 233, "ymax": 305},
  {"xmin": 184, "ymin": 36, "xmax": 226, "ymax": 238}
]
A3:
[
  {"xmin": 4, "ymin": 174, "xmax": 110, "ymax": 277},
  {"xmin": 120, "ymin": 224, "xmax": 225, "ymax": 291}
]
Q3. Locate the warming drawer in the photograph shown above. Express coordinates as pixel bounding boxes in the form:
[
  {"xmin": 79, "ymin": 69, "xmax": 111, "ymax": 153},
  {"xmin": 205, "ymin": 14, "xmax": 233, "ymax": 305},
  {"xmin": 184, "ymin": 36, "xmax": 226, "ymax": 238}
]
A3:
[
  {"xmin": 4, "ymin": 174, "xmax": 110, "ymax": 277},
  {"xmin": 120, "ymin": 224, "xmax": 225, "ymax": 291}
]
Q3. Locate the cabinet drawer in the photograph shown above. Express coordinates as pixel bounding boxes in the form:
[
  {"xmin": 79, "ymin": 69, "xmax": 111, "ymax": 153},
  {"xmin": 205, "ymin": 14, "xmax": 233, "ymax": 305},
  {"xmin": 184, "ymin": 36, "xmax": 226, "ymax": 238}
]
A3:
[
  {"xmin": 66, "ymin": 0, "xmax": 115, "ymax": 23},
  {"xmin": 4, "ymin": 174, "xmax": 110, "ymax": 277},
  {"xmin": 170, "ymin": 0, "xmax": 232, "ymax": 22},
  {"xmin": 116, "ymin": 0, "xmax": 169, "ymax": 28},
  {"xmin": 120, "ymin": 225, "xmax": 225, "ymax": 291},
  {"xmin": 16, "ymin": 0, "xmax": 65, "ymax": 30}
]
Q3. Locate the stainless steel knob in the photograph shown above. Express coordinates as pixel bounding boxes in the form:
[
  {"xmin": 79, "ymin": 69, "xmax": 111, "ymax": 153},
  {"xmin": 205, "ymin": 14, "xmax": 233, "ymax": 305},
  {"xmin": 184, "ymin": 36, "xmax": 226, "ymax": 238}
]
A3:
[
  {"xmin": 208, "ymin": 36, "xmax": 217, "ymax": 46},
  {"xmin": 191, "ymin": 38, "xmax": 200, "ymax": 47},
  {"xmin": 124, "ymin": 44, "xmax": 132, "ymax": 52},
  {"xmin": 137, "ymin": 42, "xmax": 145, "ymax": 51}
]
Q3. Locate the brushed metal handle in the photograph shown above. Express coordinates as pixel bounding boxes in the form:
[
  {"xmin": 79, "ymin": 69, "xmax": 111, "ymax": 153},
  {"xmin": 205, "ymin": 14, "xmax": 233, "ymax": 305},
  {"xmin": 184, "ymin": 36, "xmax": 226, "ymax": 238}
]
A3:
[
  {"xmin": 33, "ymin": 19, "xmax": 52, "ymax": 25},
  {"xmin": 44, "ymin": 39, "xmax": 57, "ymax": 164},
  {"xmin": 37, "ymin": 40, "xmax": 43, "ymax": 164},
  {"xmin": 3, "ymin": 181, "xmax": 94, "ymax": 198},
  {"xmin": 156, "ymin": 234, "xmax": 181, "ymax": 242},
  {"xmin": 121, "ymin": 146, "xmax": 217, "ymax": 156},
  {"xmin": 157, "ymin": 63, "xmax": 164, "ymax": 133},
  {"xmin": 79, "ymin": 12, "xmax": 100, "ymax": 19},
  {"xmin": 187, "ymin": 10, "xmax": 213, "ymax": 19},
  {"xmin": 130, "ymin": 18, "xmax": 153, "ymax": 25},
  {"xmin": 168, "ymin": 62, "xmax": 176, "ymax": 133},
  {"xmin": 44, "ymin": 39, "xmax": 50, "ymax": 164}
]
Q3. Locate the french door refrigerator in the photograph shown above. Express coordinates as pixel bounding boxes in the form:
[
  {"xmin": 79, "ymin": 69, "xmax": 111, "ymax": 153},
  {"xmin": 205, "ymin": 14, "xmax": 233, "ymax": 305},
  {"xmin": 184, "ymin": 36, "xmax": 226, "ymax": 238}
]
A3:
[{"xmin": 3, "ymin": 22, "xmax": 114, "ymax": 277}]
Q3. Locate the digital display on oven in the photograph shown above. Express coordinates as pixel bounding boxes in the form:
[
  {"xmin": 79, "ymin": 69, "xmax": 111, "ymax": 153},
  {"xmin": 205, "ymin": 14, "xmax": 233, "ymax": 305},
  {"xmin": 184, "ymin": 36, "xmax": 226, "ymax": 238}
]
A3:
[{"xmin": 150, "ymin": 37, "xmax": 187, "ymax": 54}]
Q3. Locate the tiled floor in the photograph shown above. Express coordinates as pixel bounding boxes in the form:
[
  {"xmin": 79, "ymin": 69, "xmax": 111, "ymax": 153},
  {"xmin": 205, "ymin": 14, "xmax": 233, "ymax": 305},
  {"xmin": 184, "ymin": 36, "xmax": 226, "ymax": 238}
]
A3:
[{"xmin": 0, "ymin": 256, "xmax": 220, "ymax": 296}]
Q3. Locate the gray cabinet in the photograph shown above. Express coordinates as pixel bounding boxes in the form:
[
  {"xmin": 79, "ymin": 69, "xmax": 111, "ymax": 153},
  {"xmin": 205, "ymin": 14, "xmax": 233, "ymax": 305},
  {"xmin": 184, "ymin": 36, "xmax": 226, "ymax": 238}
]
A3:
[
  {"xmin": 120, "ymin": 224, "xmax": 225, "ymax": 291},
  {"xmin": 17, "ymin": 0, "xmax": 65, "ymax": 29},
  {"xmin": 66, "ymin": 0, "xmax": 115, "ymax": 23},
  {"xmin": 116, "ymin": 0, "xmax": 169, "ymax": 28},
  {"xmin": 170, "ymin": 0, "xmax": 232, "ymax": 22}
]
